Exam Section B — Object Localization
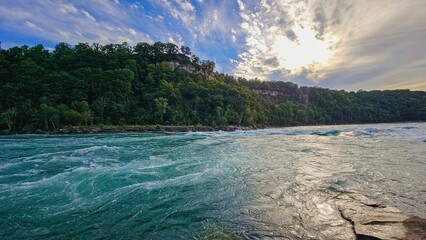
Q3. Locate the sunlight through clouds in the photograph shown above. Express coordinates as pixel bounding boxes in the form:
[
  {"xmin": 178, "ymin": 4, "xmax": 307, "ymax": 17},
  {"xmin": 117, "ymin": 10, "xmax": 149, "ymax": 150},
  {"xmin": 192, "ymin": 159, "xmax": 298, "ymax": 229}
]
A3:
[
  {"xmin": 234, "ymin": 0, "xmax": 343, "ymax": 81},
  {"xmin": 234, "ymin": 0, "xmax": 426, "ymax": 90},
  {"xmin": 271, "ymin": 25, "xmax": 332, "ymax": 77}
]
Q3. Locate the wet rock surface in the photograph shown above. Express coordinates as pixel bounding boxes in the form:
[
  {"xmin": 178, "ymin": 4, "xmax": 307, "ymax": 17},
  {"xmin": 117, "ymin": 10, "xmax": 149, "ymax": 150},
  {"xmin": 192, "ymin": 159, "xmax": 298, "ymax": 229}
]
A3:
[{"xmin": 335, "ymin": 193, "xmax": 426, "ymax": 240}]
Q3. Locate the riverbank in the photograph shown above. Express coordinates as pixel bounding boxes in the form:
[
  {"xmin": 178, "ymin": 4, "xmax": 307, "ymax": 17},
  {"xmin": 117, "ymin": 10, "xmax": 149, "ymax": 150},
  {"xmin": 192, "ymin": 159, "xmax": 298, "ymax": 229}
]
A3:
[
  {"xmin": 2, "ymin": 121, "xmax": 425, "ymax": 135},
  {"xmin": 0, "ymin": 125, "xmax": 261, "ymax": 135}
]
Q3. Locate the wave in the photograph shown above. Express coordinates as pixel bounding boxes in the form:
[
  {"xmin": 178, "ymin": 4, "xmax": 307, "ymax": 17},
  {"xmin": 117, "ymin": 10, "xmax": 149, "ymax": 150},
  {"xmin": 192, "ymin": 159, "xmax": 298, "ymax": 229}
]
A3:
[
  {"xmin": 185, "ymin": 128, "xmax": 343, "ymax": 137},
  {"xmin": 311, "ymin": 130, "xmax": 341, "ymax": 136},
  {"xmin": 71, "ymin": 145, "xmax": 121, "ymax": 155},
  {"xmin": 0, "ymin": 145, "xmax": 122, "ymax": 173},
  {"xmin": 184, "ymin": 123, "xmax": 426, "ymax": 142},
  {"xmin": 401, "ymin": 126, "xmax": 417, "ymax": 130}
]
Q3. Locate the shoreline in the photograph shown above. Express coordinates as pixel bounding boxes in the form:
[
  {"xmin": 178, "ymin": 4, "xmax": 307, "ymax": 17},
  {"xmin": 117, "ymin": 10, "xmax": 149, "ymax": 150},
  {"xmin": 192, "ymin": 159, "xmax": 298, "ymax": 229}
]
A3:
[
  {"xmin": 1, "ymin": 121, "xmax": 424, "ymax": 135},
  {"xmin": 0, "ymin": 125, "xmax": 260, "ymax": 135}
]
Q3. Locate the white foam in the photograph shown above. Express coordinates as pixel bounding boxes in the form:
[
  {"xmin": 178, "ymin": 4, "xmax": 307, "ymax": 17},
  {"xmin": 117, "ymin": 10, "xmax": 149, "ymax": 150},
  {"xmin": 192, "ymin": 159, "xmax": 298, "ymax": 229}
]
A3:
[{"xmin": 72, "ymin": 145, "xmax": 121, "ymax": 155}]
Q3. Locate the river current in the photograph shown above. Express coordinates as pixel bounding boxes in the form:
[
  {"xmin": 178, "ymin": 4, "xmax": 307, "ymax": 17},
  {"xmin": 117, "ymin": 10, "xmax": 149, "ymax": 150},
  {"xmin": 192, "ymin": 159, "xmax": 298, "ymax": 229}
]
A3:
[{"xmin": 0, "ymin": 123, "xmax": 425, "ymax": 239}]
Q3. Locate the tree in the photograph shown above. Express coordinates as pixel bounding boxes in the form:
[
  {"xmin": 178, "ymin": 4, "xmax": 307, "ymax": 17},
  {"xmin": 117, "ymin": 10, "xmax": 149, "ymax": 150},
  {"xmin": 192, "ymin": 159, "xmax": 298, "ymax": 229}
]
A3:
[
  {"xmin": 201, "ymin": 60, "xmax": 215, "ymax": 74},
  {"xmin": 102, "ymin": 69, "xmax": 134, "ymax": 123},
  {"xmin": 180, "ymin": 46, "xmax": 191, "ymax": 56},
  {"xmin": 155, "ymin": 97, "xmax": 168, "ymax": 123},
  {"xmin": 93, "ymin": 97, "xmax": 108, "ymax": 121},
  {"xmin": 165, "ymin": 43, "xmax": 178, "ymax": 55},
  {"xmin": 1, "ymin": 108, "xmax": 17, "ymax": 131},
  {"xmin": 38, "ymin": 103, "xmax": 59, "ymax": 130},
  {"xmin": 134, "ymin": 42, "xmax": 153, "ymax": 61},
  {"xmin": 53, "ymin": 42, "xmax": 74, "ymax": 70},
  {"xmin": 72, "ymin": 101, "xmax": 92, "ymax": 126},
  {"xmin": 152, "ymin": 42, "xmax": 166, "ymax": 62},
  {"xmin": 191, "ymin": 55, "xmax": 200, "ymax": 65},
  {"xmin": 27, "ymin": 44, "xmax": 50, "ymax": 67}
]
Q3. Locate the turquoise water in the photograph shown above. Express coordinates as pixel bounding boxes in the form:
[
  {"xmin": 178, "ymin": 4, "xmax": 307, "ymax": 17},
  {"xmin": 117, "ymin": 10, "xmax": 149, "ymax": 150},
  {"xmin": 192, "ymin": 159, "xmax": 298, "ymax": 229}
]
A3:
[{"xmin": 1, "ymin": 123, "xmax": 425, "ymax": 239}]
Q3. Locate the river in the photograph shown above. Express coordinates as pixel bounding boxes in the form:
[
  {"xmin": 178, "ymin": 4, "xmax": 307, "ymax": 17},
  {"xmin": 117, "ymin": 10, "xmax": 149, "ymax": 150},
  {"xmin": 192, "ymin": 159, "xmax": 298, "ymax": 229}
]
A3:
[{"xmin": 0, "ymin": 123, "xmax": 425, "ymax": 239}]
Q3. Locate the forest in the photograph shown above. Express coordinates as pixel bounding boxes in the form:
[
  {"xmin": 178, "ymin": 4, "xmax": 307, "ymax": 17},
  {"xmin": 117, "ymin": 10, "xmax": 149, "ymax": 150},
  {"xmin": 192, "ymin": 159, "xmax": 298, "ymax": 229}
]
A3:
[{"xmin": 1, "ymin": 42, "xmax": 425, "ymax": 132}]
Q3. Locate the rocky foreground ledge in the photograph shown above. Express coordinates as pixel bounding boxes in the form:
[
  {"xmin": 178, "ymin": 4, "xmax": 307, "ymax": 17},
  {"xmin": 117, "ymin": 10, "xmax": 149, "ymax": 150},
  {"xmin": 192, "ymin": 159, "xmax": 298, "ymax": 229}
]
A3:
[{"xmin": 335, "ymin": 193, "xmax": 426, "ymax": 240}]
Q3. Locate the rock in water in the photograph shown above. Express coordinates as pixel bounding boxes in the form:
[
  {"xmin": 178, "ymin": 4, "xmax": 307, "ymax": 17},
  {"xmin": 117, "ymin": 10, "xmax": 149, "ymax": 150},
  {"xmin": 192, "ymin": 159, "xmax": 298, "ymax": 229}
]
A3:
[{"xmin": 335, "ymin": 193, "xmax": 426, "ymax": 240}]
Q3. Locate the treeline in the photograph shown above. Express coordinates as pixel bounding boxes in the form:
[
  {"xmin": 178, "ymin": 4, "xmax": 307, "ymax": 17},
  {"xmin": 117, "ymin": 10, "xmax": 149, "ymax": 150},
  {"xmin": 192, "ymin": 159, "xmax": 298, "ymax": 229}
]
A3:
[
  {"xmin": 241, "ymin": 80, "xmax": 426, "ymax": 125},
  {"xmin": 0, "ymin": 42, "xmax": 425, "ymax": 132}
]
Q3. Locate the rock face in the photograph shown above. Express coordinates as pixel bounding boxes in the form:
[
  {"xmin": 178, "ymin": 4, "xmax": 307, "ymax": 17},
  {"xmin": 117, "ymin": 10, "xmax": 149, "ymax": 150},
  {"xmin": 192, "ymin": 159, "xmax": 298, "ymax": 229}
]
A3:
[
  {"xmin": 335, "ymin": 193, "xmax": 426, "ymax": 240},
  {"xmin": 404, "ymin": 216, "xmax": 426, "ymax": 240}
]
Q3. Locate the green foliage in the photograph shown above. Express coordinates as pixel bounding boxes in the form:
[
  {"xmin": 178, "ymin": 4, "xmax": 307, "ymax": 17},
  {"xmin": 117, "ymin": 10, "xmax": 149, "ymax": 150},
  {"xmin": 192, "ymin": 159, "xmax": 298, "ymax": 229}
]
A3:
[
  {"xmin": 243, "ymin": 81, "xmax": 426, "ymax": 126},
  {"xmin": 1, "ymin": 107, "xmax": 17, "ymax": 131},
  {"xmin": 154, "ymin": 97, "xmax": 169, "ymax": 123},
  {"xmin": 0, "ymin": 42, "xmax": 425, "ymax": 132}
]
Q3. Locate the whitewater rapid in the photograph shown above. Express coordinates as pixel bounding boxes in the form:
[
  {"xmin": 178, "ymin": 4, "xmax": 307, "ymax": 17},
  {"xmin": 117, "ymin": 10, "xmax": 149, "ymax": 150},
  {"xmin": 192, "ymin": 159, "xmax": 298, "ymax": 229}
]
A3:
[{"xmin": 0, "ymin": 123, "xmax": 425, "ymax": 239}]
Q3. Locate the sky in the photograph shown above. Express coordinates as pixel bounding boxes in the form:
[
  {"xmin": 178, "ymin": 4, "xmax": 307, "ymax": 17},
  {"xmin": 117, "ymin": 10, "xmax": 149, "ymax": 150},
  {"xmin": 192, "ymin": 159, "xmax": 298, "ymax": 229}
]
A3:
[{"xmin": 1, "ymin": 0, "xmax": 425, "ymax": 91}]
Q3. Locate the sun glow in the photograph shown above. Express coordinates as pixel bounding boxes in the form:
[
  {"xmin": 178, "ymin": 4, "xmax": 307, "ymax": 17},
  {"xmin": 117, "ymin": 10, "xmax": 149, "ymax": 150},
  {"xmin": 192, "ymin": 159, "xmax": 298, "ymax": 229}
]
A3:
[{"xmin": 272, "ymin": 25, "xmax": 332, "ymax": 75}]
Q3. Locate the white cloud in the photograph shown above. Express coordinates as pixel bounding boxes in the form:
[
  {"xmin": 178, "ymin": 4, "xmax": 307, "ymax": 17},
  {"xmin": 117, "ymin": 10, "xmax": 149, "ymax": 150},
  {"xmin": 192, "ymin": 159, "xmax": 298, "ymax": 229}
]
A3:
[
  {"xmin": 231, "ymin": 35, "xmax": 236, "ymax": 42},
  {"xmin": 234, "ymin": 0, "xmax": 426, "ymax": 90},
  {"xmin": 81, "ymin": 10, "xmax": 96, "ymax": 22},
  {"xmin": 0, "ymin": 0, "xmax": 152, "ymax": 46},
  {"xmin": 128, "ymin": 28, "xmax": 137, "ymax": 36},
  {"xmin": 237, "ymin": 0, "xmax": 245, "ymax": 10},
  {"xmin": 105, "ymin": 25, "xmax": 115, "ymax": 31},
  {"xmin": 177, "ymin": 0, "xmax": 195, "ymax": 12},
  {"xmin": 195, "ymin": 1, "xmax": 241, "ymax": 43},
  {"xmin": 167, "ymin": 33, "xmax": 185, "ymax": 46},
  {"xmin": 0, "ymin": 5, "xmax": 32, "ymax": 21},
  {"xmin": 58, "ymin": 3, "xmax": 78, "ymax": 14},
  {"xmin": 58, "ymin": 30, "xmax": 70, "ymax": 38},
  {"xmin": 130, "ymin": 2, "xmax": 143, "ymax": 10},
  {"xmin": 88, "ymin": 0, "xmax": 127, "ymax": 19},
  {"xmin": 25, "ymin": 21, "xmax": 43, "ymax": 32},
  {"xmin": 130, "ymin": 5, "xmax": 139, "ymax": 10},
  {"xmin": 235, "ymin": 0, "xmax": 336, "ymax": 80},
  {"xmin": 158, "ymin": 0, "xmax": 195, "ymax": 25}
]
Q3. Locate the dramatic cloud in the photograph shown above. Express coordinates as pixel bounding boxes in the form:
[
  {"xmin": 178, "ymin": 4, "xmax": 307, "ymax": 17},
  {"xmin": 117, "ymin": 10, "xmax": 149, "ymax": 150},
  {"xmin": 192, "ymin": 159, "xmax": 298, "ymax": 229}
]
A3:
[
  {"xmin": 234, "ymin": 0, "xmax": 426, "ymax": 90},
  {"xmin": 0, "ymin": 0, "xmax": 425, "ymax": 90}
]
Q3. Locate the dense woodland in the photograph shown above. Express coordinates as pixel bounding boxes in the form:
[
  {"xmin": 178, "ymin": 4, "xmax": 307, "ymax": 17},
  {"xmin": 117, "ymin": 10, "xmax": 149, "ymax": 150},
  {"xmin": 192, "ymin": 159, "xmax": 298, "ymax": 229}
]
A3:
[{"xmin": 1, "ymin": 42, "xmax": 425, "ymax": 132}]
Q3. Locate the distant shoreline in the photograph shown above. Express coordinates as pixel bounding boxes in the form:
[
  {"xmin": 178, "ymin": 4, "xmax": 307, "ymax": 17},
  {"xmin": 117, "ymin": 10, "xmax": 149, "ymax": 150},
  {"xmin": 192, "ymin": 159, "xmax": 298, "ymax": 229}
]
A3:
[
  {"xmin": 1, "ymin": 121, "xmax": 424, "ymax": 135},
  {"xmin": 0, "ymin": 125, "xmax": 259, "ymax": 135}
]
